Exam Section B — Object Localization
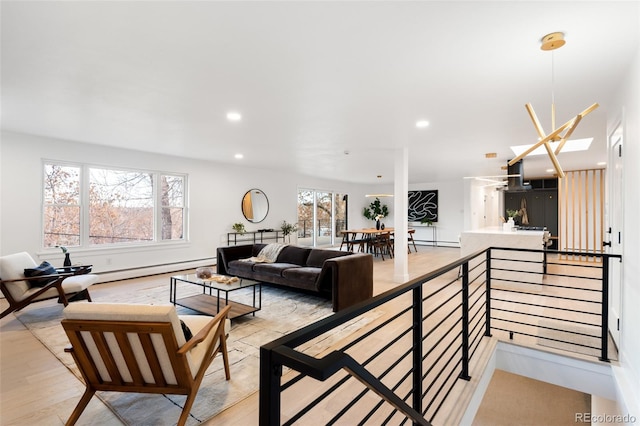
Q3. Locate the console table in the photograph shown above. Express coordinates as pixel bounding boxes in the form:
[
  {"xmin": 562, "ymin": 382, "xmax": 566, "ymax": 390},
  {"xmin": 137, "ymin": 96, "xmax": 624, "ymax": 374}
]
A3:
[
  {"xmin": 227, "ymin": 230, "xmax": 283, "ymax": 245},
  {"xmin": 409, "ymin": 224, "xmax": 437, "ymax": 246}
]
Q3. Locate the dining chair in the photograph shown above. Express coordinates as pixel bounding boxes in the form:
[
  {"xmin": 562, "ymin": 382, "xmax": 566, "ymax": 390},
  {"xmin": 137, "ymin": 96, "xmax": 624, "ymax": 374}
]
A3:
[
  {"xmin": 408, "ymin": 229, "xmax": 418, "ymax": 253},
  {"xmin": 371, "ymin": 232, "xmax": 394, "ymax": 260}
]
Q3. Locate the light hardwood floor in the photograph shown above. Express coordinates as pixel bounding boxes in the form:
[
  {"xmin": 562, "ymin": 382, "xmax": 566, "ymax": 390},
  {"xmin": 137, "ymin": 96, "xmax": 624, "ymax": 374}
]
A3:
[{"xmin": 0, "ymin": 246, "xmax": 592, "ymax": 425}]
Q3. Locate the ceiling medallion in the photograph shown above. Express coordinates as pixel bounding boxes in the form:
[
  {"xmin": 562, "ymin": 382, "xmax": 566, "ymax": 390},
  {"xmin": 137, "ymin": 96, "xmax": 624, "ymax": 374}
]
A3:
[{"xmin": 509, "ymin": 31, "xmax": 598, "ymax": 178}]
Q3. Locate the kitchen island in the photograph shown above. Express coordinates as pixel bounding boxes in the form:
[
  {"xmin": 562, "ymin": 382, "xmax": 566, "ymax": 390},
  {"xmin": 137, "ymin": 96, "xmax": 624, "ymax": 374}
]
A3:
[{"xmin": 460, "ymin": 226, "xmax": 547, "ymax": 288}]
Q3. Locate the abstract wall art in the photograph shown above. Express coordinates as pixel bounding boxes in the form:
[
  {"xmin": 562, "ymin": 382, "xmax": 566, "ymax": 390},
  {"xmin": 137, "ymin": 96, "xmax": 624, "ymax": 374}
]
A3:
[{"xmin": 408, "ymin": 190, "xmax": 438, "ymax": 222}]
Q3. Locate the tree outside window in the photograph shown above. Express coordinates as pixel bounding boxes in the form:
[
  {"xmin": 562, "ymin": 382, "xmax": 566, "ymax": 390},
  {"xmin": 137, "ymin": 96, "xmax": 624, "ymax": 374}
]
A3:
[
  {"xmin": 43, "ymin": 162, "xmax": 186, "ymax": 248},
  {"xmin": 44, "ymin": 164, "xmax": 81, "ymax": 247}
]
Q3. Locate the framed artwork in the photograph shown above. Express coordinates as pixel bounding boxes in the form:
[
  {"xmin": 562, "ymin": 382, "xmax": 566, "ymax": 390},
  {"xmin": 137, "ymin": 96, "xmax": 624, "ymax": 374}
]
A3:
[{"xmin": 408, "ymin": 190, "xmax": 438, "ymax": 222}]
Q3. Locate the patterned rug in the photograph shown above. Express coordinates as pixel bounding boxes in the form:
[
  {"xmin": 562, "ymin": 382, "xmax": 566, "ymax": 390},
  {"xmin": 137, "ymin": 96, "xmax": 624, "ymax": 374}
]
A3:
[{"xmin": 15, "ymin": 280, "xmax": 380, "ymax": 425}]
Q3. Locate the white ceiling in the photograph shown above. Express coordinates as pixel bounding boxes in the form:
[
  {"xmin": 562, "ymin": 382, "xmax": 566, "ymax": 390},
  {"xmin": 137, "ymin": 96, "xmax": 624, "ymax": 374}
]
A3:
[{"xmin": 2, "ymin": 1, "xmax": 638, "ymax": 184}]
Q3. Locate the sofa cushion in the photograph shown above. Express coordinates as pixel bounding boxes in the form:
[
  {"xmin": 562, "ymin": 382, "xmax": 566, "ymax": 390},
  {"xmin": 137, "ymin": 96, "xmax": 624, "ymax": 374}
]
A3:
[
  {"xmin": 281, "ymin": 266, "xmax": 322, "ymax": 286},
  {"xmin": 253, "ymin": 263, "xmax": 300, "ymax": 277},
  {"xmin": 252, "ymin": 244, "xmax": 267, "ymax": 256},
  {"xmin": 306, "ymin": 249, "xmax": 352, "ymax": 268},
  {"xmin": 227, "ymin": 260, "xmax": 256, "ymax": 275},
  {"xmin": 276, "ymin": 246, "xmax": 312, "ymax": 265}
]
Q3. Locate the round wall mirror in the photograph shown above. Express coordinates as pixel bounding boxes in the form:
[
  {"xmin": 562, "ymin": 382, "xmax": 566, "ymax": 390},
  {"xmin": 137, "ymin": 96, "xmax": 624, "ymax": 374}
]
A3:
[{"xmin": 242, "ymin": 189, "xmax": 269, "ymax": 223}]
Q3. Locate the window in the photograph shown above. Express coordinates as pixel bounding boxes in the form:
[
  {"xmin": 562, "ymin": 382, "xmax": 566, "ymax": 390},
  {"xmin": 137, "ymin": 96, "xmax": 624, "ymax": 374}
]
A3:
[
  {"xmin": 44, "ymin": 164, "xmax": 81, "ymax": 247},
  {"xmin": 297, "ymin": 188, "xmax": 347, "ymax": 247},
  {"xmin": 43, "ymin": 162, "xmax": 186, "ymax": 249}
]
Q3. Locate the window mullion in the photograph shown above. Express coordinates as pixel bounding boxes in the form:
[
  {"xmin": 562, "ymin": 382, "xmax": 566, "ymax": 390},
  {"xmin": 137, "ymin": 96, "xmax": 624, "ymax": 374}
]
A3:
[
  {"xmin": 81, "ymin": 165, "xmax": 90, "ymax": 247},
  {"xmin": 154, "ymin": 173, "xmax": 159, "ymax": 242}
]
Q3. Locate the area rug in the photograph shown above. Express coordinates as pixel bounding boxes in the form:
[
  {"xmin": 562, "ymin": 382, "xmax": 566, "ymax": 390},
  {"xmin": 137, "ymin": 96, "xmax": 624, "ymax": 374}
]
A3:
[{"xmin": 15, "ymin": 281, "xmax": 381, "ymax": 425}]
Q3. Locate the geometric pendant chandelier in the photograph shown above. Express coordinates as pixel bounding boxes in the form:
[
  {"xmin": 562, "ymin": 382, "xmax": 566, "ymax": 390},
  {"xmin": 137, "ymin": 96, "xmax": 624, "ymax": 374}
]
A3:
[{"xmin": 508, "ymin": 31, "xmax": 598, "ymax": 178}]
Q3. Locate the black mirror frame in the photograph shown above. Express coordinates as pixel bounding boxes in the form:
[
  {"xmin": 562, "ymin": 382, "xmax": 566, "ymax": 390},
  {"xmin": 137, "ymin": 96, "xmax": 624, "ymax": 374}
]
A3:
[{"xmin": 241, "ymin": 189, "xmax": 269, "ymax": 223}]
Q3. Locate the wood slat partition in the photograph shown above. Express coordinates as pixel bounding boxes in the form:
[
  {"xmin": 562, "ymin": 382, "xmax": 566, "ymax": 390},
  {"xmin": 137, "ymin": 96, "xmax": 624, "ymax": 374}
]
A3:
[{"xmin": 558, "ymin": 169, "xmax": 605, "ymax": 261}]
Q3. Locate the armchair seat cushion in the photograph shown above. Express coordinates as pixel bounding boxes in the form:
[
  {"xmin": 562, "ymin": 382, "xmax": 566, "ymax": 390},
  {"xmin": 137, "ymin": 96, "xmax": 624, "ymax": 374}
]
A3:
[
  {"xmin": 31, "ymin": 273, "xmax": 98, "ymax": 302},
  {"xmin": 180, "ymin": 314, "xmax": 231, "ymax": 374}
]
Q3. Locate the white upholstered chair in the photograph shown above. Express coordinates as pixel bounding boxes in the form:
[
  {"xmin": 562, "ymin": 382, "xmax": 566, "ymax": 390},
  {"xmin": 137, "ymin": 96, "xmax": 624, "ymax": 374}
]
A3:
[
  {"xmin": 0, "ymin": 251, "xmax": 97, "ymax": 319},
  {"xmin": 61, "ymin": 303, "xmax": 231, "ymax": 426}
]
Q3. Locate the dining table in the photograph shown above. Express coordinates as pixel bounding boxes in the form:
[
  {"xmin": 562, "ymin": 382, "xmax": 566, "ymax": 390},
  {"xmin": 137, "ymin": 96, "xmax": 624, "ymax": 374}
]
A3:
[{"xmin": 341, "ymin": 228, "xmax": 416, "ymax": 254}]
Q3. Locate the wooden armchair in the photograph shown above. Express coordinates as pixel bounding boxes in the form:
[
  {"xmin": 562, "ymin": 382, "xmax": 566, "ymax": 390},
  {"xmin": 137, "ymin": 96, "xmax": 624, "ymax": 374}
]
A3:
[
  {"xmin": 0, "ymin": 251, "xmax": 97, "ymax": 319},
  {"xmin": 61, "ymin": 303, "xmax": 232, "ymax": 426}
]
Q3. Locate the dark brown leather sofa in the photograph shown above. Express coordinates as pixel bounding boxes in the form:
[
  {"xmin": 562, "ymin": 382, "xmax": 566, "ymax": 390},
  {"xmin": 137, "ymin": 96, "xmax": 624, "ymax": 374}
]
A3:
[{"xmin": 216, "ymin": 244, "xmax": 373, "ymax": 311}]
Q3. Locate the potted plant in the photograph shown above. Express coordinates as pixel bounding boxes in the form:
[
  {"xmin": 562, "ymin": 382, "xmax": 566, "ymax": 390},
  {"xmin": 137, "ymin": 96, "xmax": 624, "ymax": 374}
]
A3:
[
  {"xmin": 232, "ymin": 222, "xmax": 246, "ymax": 235},
  {"xmin": 280, "ymin": 220, "xmax": 298, "ymax": 243},
  {"xmin": 363, "ymin": 197, "xmax": 389, "ymax": 230},
  {"xmin": 56, "ymin": 245, "xmax": 72, "ymax": 267},
  {"xmin": 506, "ymin": 209, "xmax": 520, "ymax": 223},
  {"xmin": 420, "ymin": 218, "xmax": 434, "ymax": 226},
  {"xmin": 505, "ymin": 209, "xmax": 520, "ymax": 230}
]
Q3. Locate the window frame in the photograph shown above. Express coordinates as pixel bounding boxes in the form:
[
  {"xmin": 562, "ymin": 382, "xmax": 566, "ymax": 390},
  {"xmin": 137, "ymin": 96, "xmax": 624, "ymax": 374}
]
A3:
[{"xmin": 42, "ymin": 160, "xmax": 189, "ymax": 251}]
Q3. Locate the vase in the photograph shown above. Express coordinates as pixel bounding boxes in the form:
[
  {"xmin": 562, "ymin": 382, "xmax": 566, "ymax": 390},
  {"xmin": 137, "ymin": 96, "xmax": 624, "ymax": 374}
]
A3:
[
  {"xmin": 64, "ymin": 252, "xmax": 72, "ymax": 267},
  {"xmin": 504, "ymin": 218, "xmax": 515, "ymax": 232},
  {"xmin": 376, "ymin": 220, "xmax": 381, "ymax": 230}
]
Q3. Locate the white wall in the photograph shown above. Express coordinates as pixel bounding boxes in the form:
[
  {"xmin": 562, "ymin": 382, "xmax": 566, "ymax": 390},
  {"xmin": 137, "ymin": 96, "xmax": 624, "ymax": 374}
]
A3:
[
  {"xmin": 609, "ymin": 39, "xmax": 640, "ymax": 418},
  {"xmin": 0, "ymin": 131, "xmax": 367, "ymax": 278},
  {"xmin": 409, "ymin": 180, "xmax": 464, "ymax": 247},
  {"xmin": 464, "ymin": 179, "xmax": 503, "ymax": 231}
]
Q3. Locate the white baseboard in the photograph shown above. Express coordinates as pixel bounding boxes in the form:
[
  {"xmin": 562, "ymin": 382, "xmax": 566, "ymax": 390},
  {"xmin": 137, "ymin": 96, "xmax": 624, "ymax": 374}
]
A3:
[{"xmin": 93, "ymin": 258, "xmax": 216, "ymax": 283}]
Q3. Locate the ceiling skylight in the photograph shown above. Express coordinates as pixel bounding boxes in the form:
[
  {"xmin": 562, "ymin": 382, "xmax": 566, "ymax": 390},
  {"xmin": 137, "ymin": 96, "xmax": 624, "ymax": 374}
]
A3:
[{"xmin": 510, "ymin": 137, "xmax": 593, "ymax": 157}]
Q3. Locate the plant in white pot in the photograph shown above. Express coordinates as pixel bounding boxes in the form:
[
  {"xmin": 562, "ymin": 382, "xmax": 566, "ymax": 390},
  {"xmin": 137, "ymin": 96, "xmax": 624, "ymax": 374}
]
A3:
[{"xmin": 505, "ymin": 209, "xmax": 520, "ymax": 230}]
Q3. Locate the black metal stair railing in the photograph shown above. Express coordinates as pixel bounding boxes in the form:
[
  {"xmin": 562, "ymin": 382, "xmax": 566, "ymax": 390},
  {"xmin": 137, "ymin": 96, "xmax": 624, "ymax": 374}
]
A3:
[
  {"xmin": 259, "ymin": 247, "xmax": 622, "ymax": 425},
  {"xmin": 486, "ymin": 247, "xmax": 621, "ymax": 362}
]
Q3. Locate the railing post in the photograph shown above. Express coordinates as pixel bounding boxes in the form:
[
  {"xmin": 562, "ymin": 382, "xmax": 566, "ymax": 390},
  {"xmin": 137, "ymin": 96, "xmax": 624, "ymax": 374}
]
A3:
[
  {"xmin": 485, "ymin": 249, "xmax": 492, "ymax": 337},
  {"xmin": 413, "ymin": 285, "xmax": 423, "ymax": 415},
  {"xmin": 600, "ymin": 254, "xmax": 610, "ymax": 362},
  {"xmin": 459, "ymin": 261, "xmax": 471, "ymax": 381},
  {"xmin": 259, "ymin": 346, "xmax": 282, "ymax": 425}
]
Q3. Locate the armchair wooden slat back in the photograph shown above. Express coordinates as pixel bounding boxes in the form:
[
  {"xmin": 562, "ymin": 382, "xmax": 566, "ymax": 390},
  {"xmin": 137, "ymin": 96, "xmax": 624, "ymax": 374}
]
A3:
[
  {"xmin": 63, "ymin": 320, "xmax": 192, "ymax": 393},
  {"xmin": 61, "ymin": 303, "xmax": 231, "ymax": 426}
]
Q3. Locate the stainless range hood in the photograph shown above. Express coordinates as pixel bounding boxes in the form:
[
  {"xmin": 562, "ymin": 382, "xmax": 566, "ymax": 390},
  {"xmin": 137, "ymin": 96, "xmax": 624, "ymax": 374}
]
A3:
[{"xmin": 506, "ymin": 160, "xmax": 532, "ymax": 192}]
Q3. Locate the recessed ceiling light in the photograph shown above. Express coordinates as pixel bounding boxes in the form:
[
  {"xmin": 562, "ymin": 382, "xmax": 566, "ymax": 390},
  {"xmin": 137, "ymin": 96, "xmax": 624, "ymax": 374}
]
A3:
[
  {"xmin": 227, "ymin": 112, "xmax": 242, "ymax": 122},
  {"xmin": 510, "ymin": 138, "xmax": 593, "ymax": 157},
  {"xmin": 546, "ymin": 169, "xmax": 555, "ymax": 173},
  {"xmin": 597, "ymin": 161, "xmax": 606, "ymax": 166},
  {"xmin": 415, "ymin": 120, "xmax": 430, "ymax": 128},
  {"xmin": 234, "ymin": 153, "xmax": 244, "ymax": 159}
]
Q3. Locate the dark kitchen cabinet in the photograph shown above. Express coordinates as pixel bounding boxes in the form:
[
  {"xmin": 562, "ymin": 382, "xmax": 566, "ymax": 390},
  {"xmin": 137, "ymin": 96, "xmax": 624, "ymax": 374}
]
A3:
[{"xmin": 505, "ymin": 189, "xmax": 558, "ymax": 249}]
